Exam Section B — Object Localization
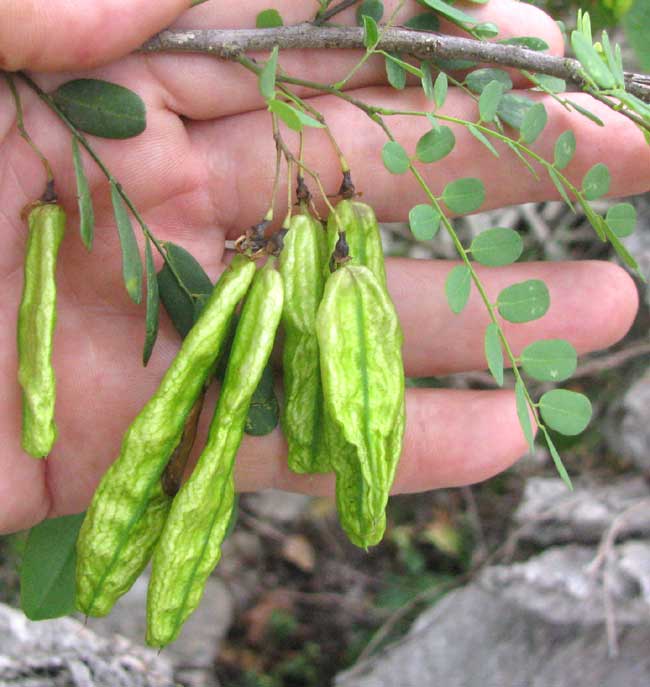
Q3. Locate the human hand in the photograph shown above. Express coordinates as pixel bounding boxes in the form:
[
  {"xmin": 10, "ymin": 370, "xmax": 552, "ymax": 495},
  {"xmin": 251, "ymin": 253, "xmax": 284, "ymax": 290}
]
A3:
[{"xmin": 1, "ymin": 0, "xmax": 647, "ymax": 534}]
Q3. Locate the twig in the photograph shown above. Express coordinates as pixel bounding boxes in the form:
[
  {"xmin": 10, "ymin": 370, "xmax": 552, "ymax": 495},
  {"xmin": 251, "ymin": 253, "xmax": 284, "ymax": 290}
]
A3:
[
  {"xmin": 313, "ymin": 0, "xmax": 358, "ymax": 25},
  {"xmin": 585, "ymin": 497, "xmax": 650, "ymax": 658},
  {"xmin": 238, "ymin": 508, "xmax": 286, "ymax": 542},
  {"xmin": 586, "ymin": 498, "xmax": 650, "ymax": 575},
  {"xmin": 140, "ymin": 25, "xmax": 650, "ymax": 103},
  {"xmin": 572, "ymin": 341, "xmax": 650, "ymax": 379},
  {"xmin": 353, "ymin": 575, "xmax": 465, "ymax": 666},
  {"xmin": 286, "ymin": 589, "xmax": 386, "ymax": 620},
  {"xmin": 4, "ymin": 74, "xmax": 54, "ymax": 184}
]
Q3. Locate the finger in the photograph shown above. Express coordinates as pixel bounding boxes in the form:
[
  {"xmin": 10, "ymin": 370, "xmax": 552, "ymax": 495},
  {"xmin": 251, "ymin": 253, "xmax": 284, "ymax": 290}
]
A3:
[
  {"xmin": 32, "ymin": 257, "xmax": 634, "ymax": 529},
  {"xmin": 158, "ymin": 0, "xmax": 563, "ymax": 120},
  {"xmin": 390, "ymin": 259, "xmax": 638, "ymax": 376},
  {"xmin": 194, "ymin": 90, "xmax": 650, "ymax": 232},
  {"xmin": 232, "ymin": 388, "xmax": 529, "ymax": 494},
  {"xmin": 39, "ymin": 386, "xmax": 526, "ymax": 532},
  {"xmin": 0, "ymin": 412, "xmax": 49, "ymax": 534},
  {"xmin": 182, "ymin": 0, "xmax": 560, "ymax": 38},
  {"xmin": 0, "ymin": 0, "xmax": 199, "ymax": 71}
]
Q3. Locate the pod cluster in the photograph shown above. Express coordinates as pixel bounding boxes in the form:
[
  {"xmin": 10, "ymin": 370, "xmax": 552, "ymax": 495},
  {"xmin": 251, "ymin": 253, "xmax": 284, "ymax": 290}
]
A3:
[
  {"xmin": 73, "ymin": 199, "xmax": 405, "ymax": 647},
  {"xmin": 280, "ymin": 200, "xmax": 405, "ymax": 548}
]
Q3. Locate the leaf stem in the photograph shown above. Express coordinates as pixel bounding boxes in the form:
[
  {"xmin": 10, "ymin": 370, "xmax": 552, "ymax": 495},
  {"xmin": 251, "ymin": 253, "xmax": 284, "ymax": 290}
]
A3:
[
  {"xmin": 269, "ymin": 113, "xmax": 284, "ymax": 222},
  {"xmin": 313, "ymin": 0, "xmax": 358, "ymax": 25},
  {"xmin": 332, "ymin": 0, "xmax": 405, "ymax": 90},
  {"xmin": 16, "ymin": 71, "xmax": 194, "ymax": 301},
  {"xmin": 4, "ymin": 73, "xmax": 54, "ymax": 186},
  {"xmin": 405, "ymin": 159, "xmax": 542, "ymax": 426},
  {"xmin": 277, "ymin": 83, "xmax": 350, "ymax": 172}
]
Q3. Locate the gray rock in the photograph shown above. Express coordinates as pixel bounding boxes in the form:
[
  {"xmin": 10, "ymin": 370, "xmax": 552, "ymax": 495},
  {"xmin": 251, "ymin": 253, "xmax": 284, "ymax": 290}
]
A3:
[
  {"xmin": 618, "ymin": 540, "xmax": 650, "ymax": 604},
  {"xmin": 218, "ymin": 530, "xmax": 265, "ymax": 609},
  {"xmin": 483, "ymin": 543, "xmax": 650, "ymax": 626},
  {"xmin": 86, "ymin": 571, "xmax": 233, "ymax": 687},
  {"xmin": 243, "ymin": 489, "xmax": 311, "ymax": 525},
  {"xmin": 609, "ymin": 371, "xmax": 650, "ymax": 472},
  {"xmin": 337, "ymin": 543, "xmax": 650, "ymax": 687},
  {"xmin": 0, "ymin": 602, "xmax": 174, "ymax": 687},
  {"xmin": 513, "ymin": 476, "xmax": 650, "ymax": 545}
]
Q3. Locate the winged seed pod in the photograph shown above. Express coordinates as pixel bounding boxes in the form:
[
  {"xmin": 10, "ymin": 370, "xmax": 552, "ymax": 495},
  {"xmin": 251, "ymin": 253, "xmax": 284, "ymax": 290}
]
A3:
[
  {"xmin": 146, "ymin": 258, "xmax": 284, "ymax": 648},
  {"xmin": 280, "ymin": 211, "xmax": 330, "ymax": 473},
  {"xmin": 18, "ymin": 202, "xmax": 66, "ymax": 458},
  {"xmin": 316, "ymin": 264, "xmax": 405, "ymax": 548},
  {"xmin": 76, "ymin": 255, "xmax": 256, "ymax": 617},
  {"xmin": 157, "ymin": 242, "xmax": 280, "ymax": 436}
]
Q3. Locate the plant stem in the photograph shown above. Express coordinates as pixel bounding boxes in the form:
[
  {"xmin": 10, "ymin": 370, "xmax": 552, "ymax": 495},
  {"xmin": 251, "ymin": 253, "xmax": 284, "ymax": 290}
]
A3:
[
  {"xmin": 4, "ymin": 74, "xmax": 54, "ymax": 186},
  {"xmin": 269, "ymin": 114, "xmax": 284, "ymax": 221},
  {"xmin": 17, "ymin": 71, "xmax": 194, "ymax": 301},
  {"xmin": 276, "ymin": 83, "xmax": 349, "ymax": 172},
  {"xmin": 333, "ymin": 0, "xmax": 405, "ymax": 90},
  {"xmin": 313, "ymin": 0, "xmax": 358, "ymax": 25},
  {"xmin": 405, "ymin": 160, "xmax": 542, "ymax": 425},
  {"xmin": 140, "ymin": 25, "xmax": 650, "ymax": 104}
]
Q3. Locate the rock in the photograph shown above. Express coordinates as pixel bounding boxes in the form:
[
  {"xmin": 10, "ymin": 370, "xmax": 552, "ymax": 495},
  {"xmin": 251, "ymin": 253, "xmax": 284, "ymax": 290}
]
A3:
[
  {"xmin": 0, "ymin": 602, "xmax": 174, "ymax": 687},
  {"xmin": 243, "ymin": 489, "xmax": 311, "ymax": 525},
  {"xmin": 218, "ymin": 530, "xmax": 265, "ymax": 609},
  {"xmin": 607, "ymin": 371, "xmax": 650, "ymax": 472},
  {"xmin": 86, "ymin": 571, "xmax": 233, "ymax": 687},
  {"xmin": 336, "ymin": 543, "xmax": 650, "ymax": 687},
  {"xmin": 482, "ymin": 543, "xmax": 650, "ymax": 626},
  {"xmin": 513, "ymin": 476, "xmax": 650, "ymax": 545},
  {"xmin": 618, "ymin": 540, "xmax": 650, "ymax": 604}
]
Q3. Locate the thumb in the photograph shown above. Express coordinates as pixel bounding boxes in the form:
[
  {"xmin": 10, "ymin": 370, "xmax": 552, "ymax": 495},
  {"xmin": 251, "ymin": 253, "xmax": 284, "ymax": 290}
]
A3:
[{"xmin": 0, "ymin": 0, "xmax": 205, "ymax": 72}]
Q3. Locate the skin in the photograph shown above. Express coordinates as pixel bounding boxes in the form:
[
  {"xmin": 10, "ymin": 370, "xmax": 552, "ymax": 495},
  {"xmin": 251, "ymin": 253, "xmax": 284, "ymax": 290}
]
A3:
[{"xmin": 0, "ymin": 0, "xmax": 648, "ymax": 535}]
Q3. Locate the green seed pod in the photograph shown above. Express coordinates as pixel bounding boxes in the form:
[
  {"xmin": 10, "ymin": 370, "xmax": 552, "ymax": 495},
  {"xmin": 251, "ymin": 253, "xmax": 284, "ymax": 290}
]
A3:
[
  {"xmin": 157, "ymin": 242, "xmax": 280, "ymax": 436},
  {"xmin": 76, "ymin": 255, "xmax": 256, "ymax": 617},
  {"xmin": 18, "ymin": 202, "xmax": 66, "ymax": 458},
  {"xmin": 326, "ymin": 200, "xmax": 387, "ymax": 286},
  {"xmin": 316, "ymin": 264, "xmax": 405, "ymax": 548},
  {"xmin": 146, "ymin": 259, "xmax": 284, "ymax": 648},
  {"xmin": 280, "ymin": 212, "xmax": 329, "ymax": 473}
]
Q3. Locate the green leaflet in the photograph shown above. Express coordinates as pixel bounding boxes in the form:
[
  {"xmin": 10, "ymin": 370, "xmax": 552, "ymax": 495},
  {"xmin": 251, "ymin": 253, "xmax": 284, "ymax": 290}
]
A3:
[
  {"xmin": 245, "ymin": 363, "xmax": 280, "ymax": 436},
  {"xmin": 71, "ymin": 137, "xmax": 94, "ymax": 251},
  {"xmin": 110, "ymin": 183, "xmax": 142, "ymax": 304},
  {"xmin": 18, "ymin": 203, "xmax": 66, "ymax": 458},
  {"xmin": 381, "ymin": 141, "xmax": 410, "ymax": 174},
  {"xmin": 147, "ymin": 260, "xmax": 284, "ymax": 648},
  {"xmin": 256, "ymin": 8, "xmax": 283, "ymax": 27},
  {"xmin": 76, "ymin": 255, "xmax": 256, "ymax": 617},
  {"xmin": 317, "ymin": 265, "xmax": 405, "ymax": 548},
  {"xmin": 280, "ymin": 213, "xmax": 330, "ymax": 473},
  {"xmin": 52, "ymin": 78, "xmax": 146, "ymax": 140},
  {"xmin": 157, "ymin": 243, "xmax": 213, "ymax": 339},
  {"xmin": 20, "ymin": 513, "xmax": 84, "ymax": 620},
  {"xmin": 142, "ymin": 239, "xmax": 159, "ymax": 366},
  {"xmin": 325, "ymin": 199, "xmax": 387, "ymax": 286}
]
